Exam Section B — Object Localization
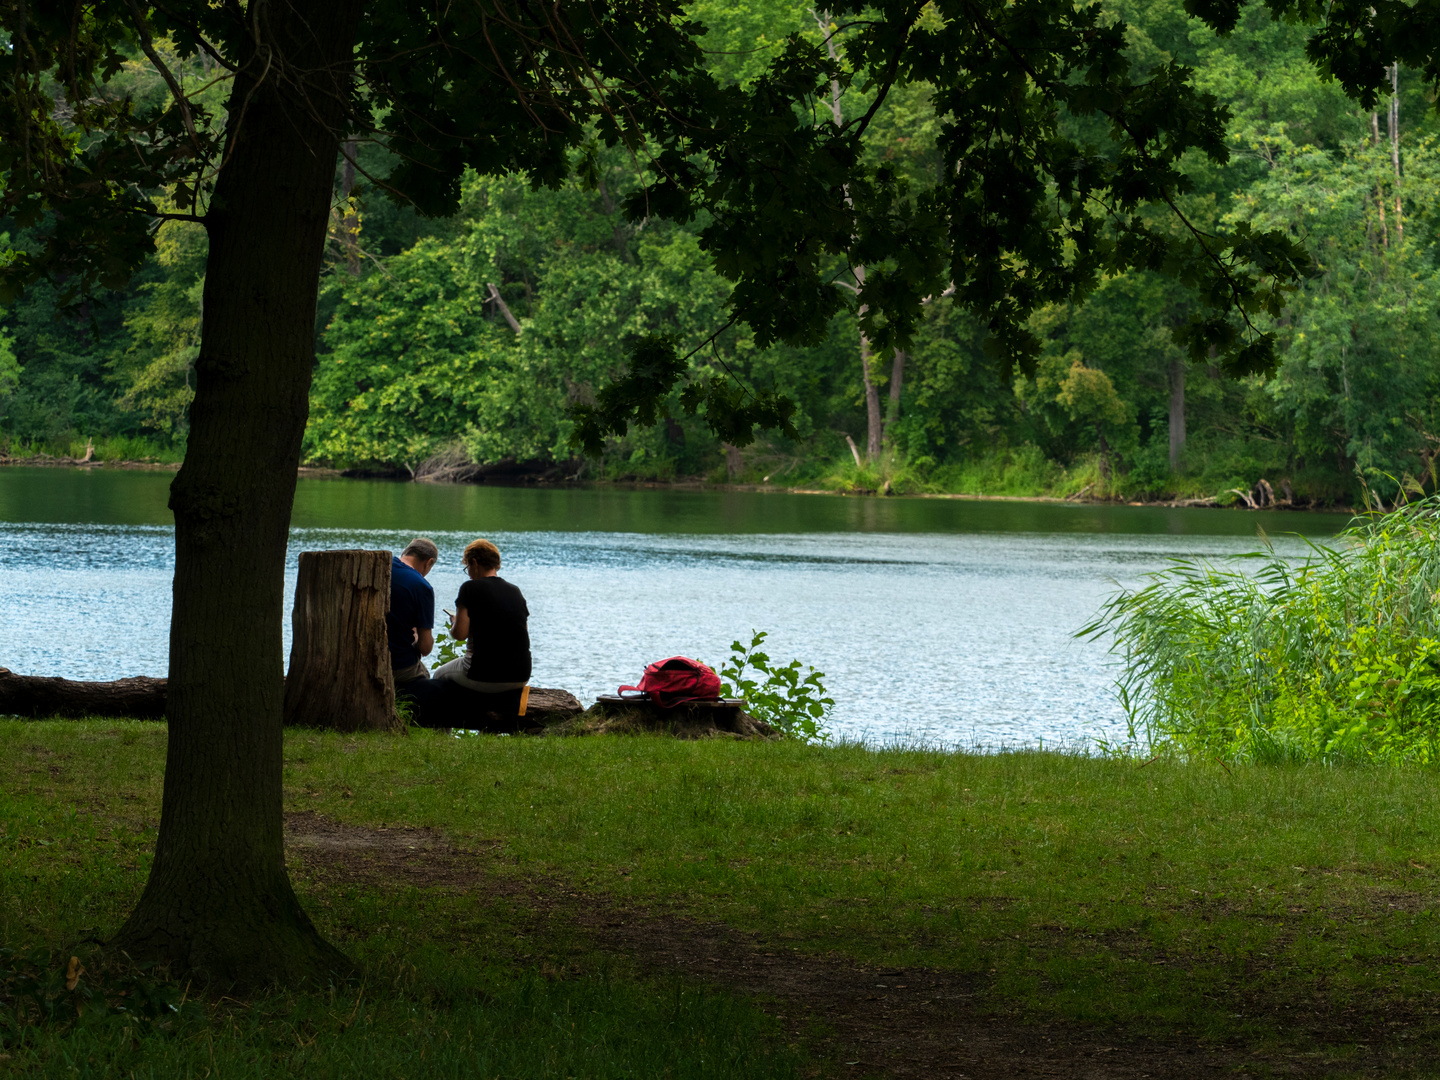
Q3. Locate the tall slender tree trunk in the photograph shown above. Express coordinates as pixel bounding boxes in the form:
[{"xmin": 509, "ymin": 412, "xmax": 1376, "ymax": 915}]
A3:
[
  {"xmin": 1370, "ymin": 107, "xmax": 1390, "ymax": 247},
  {"xmin": 111, "ymin": 0, "xmax": 363, "ymax": 987},
  {"xmin": 858, "ymin": 309, "xmax": 883, "ymax": 461},
  {"xmin": 814, "ymin": 9, "xmax": 882, "ymax": 463},
  {"xmin": 1389, "ymin": 63, "xmax": 1402, "ymax": 238},
  {"xmin": 340, "ymin": 136, "xmax": 361, "ymax": 275},
  {"xmin": 883, "ymin": 349, "xmax": 906, "ymax": 445},
  {"xmin": 1168, "ymin": 357, "xmax": 1186, "ymax": 472}
]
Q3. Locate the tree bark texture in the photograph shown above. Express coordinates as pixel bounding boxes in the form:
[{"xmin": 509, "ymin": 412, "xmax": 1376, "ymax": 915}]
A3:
[
  {"xmin": 853, "ymin": 265, "xmax": 883, "ymax": 464},
  {"xmin": 339, "ymin": 136, "xmax": 361, "ymax": 275},
  {"xmin": 722, "ymin": 442, "xmax": 743, "ymax": 478},
  {"xmin": 1389, "ymin": 62, "xmax": 1403, "ymax": 237},
  {"xmin": 1168, "ymin": 357, "xmax": 1186, "ymax": 471},
  {"xmin": 111, "ymin": 0, "xmax": 364, "ymax": 987},
  {"xmin": 0, "ymin": 668, "xmax": 166, "ymax": 718},
  {"xmin": 859, "ymin": 321, "xmax": 883, "ymax": 463},
  {"xmin": 283, "ymin": 551, "xmax": 398, "ymax": 734},
  {"xmin": 882, "ymin": 349, "xmax": 905, "ymax": 445},
  {"xmin": 814, "ymin": 14, "xmax": 882, "ymax": 465}
]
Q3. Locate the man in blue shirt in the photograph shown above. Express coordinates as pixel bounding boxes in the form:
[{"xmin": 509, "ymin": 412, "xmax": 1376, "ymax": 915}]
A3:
[{"xmin": 388, "ymin": 537, "xmax": 438, "ymax": 686}]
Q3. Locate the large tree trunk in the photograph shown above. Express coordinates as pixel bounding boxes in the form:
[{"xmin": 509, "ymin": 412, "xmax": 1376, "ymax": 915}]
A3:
[
  {"xmin": 721, "ymin": 442, "xmax": 743, "ymax": 479},
  {"xmin": 110, "ymin": 0, "xmax": 363, "ymax": 987},
  {"xmin": 1168, "ymin": 357, "xmax": 1186, "ymax": 472},
  {"xmin": 283, "ymin": 550, "xmax": 398, "ymax": 733}
]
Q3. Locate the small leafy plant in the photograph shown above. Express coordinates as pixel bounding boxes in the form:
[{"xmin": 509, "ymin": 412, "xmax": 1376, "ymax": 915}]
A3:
[
  {"xmin": 430, "ymin": 627, "xmax": 463, "ymax": 670},
  {"xmin": 719, "ymin": 630, "xmax": 834, "ymax": 743}
]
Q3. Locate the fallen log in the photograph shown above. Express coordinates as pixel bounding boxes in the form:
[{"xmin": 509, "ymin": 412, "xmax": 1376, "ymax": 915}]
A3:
[
  {"xmin": 399, "ymin": 682, "xmax": 584, "ymax": 732},
  {"xmin": 525, "ymin": 687, "xmax": 585, "ymax": 724},
  {"xmin": 0, "ymin": 667, "xmax": 167, "ymax": 718},
  {"xmin": 1, "ymin": 667, "xmax": 583, "ymax": 726}
]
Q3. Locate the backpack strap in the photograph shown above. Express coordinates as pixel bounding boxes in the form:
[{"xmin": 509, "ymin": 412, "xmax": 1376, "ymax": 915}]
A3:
[{"xmin": 616, "ymin": 685, "xmax": 649, "ymax": 700}]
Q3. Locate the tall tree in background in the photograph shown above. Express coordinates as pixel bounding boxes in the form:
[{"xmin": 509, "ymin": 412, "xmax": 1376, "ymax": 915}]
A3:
[
  {"xmin": 1, "ymin": 0, "xmax": 1322, "ymax": 986},
  {"xmin": 813, "ymin": 6, "xmax": 883, "ymax": 462}
]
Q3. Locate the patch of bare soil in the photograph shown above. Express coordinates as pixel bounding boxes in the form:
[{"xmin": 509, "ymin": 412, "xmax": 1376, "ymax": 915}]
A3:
[
  {"xmin": 285, "ymin": 810, "xmax": 499, "ymax": 891},
  {"xmin": 280, "ymin": 813, "xmax": 1393, "ymax": 1079}
]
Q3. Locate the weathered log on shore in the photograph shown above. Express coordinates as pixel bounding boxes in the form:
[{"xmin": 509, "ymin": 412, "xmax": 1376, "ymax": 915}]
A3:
[
  {"xmin": 400, "ymin": 682, "xmax": 585, "ymax": 731},
  {"xmin": 525, "ymin": 687, "xmax": 585, "ymax": 723},
  {"xmin": 0, "ymin": 667, "xmax": 167, "ymax": 718},
  {"xmin": 1, "ymin": 667, "xmax": 585, "ymax": 727}
]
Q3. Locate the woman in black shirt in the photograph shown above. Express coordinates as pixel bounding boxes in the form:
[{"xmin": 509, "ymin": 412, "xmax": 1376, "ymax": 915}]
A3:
[{"xmin": 432, "ymin": 538, "xmax": 532, "ymax": 691}]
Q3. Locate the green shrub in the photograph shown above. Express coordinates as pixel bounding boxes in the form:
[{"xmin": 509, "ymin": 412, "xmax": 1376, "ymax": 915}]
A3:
[
  {"xmin": 817, "ymin": 447, "xmax": 930, "ymax": 494},
  {"xmin": 1086, "ymin": 497, "xmax": 1440, "ymax": 763},
  {"xmin": 429, "ymin": 626, "xmax": 463, "ymax": 670},
  {"xmin": 929, "ymin": 444, "xmax": 1071, "ymax": 496},
  {"xmin": 719, "ymin": 631, "xmax": 834, "ymax": 743}
]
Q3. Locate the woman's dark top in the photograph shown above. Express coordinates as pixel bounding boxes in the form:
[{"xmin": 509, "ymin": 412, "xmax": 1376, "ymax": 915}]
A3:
[{"xmin": 456, "ymin": 576, "xmax": 532, "ymax": 682}]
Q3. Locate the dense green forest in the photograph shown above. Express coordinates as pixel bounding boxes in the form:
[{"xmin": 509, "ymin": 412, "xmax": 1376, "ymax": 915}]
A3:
[{"xmin": 3, "ymin": 0, "xmax": 1438, "ymax": 505}]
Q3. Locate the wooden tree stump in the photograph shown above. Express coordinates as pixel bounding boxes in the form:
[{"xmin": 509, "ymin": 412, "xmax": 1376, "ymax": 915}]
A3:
[
  {"xmin": 525, "ymin": 688, "xmax": 585, "ymax": 724},
  {"xmin": 282, "ymin": 549, "xmax": 399, "ymax": 733}
]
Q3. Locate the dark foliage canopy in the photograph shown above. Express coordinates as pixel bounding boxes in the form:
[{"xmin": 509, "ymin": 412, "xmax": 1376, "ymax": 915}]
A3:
[{"xmin": 0, "ymin": 0, "xmax": 1424, "ymax": 446}]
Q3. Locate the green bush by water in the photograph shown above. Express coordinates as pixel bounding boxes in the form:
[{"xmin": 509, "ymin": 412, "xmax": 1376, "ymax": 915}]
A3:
[
  {"xmin": 1088, "ymin": 497, "xmax": 1440, "ymax": 763},
  {"xmin": 719, "ymin": 630, "xmax": 835, "ymax": 743}
]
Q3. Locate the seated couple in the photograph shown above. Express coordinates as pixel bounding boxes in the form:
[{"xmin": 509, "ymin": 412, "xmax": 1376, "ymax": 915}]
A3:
[{"xmin": 387, "ymin": 536, "xmax": 531, "ymax": 730}]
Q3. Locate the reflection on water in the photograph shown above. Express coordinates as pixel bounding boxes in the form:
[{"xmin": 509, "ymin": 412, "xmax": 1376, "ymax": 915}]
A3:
[{"xmin": 0, "ymin": 468, "xmax": 1352, "ymax": 747}]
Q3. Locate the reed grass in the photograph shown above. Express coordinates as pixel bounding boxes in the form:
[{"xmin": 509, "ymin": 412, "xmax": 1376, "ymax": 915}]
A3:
[{"xmin": 1086, "ymin": 496, "xmax": 1440, "ymax": 763}]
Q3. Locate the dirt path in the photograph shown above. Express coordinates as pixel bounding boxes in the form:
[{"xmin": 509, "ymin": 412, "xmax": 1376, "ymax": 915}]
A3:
[{"xmin": 283, "ymin": 812, "xmax": 1362, "ymax": 1078}]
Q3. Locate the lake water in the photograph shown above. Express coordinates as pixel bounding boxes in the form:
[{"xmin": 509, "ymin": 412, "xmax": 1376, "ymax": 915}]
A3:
[{"xmin": 0, "ymin": 467, "xmax": 1352, "ymax": 748}]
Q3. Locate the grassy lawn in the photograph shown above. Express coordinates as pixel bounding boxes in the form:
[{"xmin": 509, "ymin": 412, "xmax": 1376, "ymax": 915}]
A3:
[{"xmin": 4, "ymin": 720, "xmax": 1440, "ymax": 1076}]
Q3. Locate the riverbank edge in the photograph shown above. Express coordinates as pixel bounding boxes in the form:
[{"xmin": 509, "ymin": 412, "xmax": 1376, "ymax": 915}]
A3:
[
  {"xmin": 0, "ymin": 454, "xmax": 343, "ymax": 480},
  {"xmin": 0, "ymin": 457, "xmax": 1358, "ymax": 513},
  {"xmin": 652, "ymin": 480, "xmax": 1359, "ymax": 514}
]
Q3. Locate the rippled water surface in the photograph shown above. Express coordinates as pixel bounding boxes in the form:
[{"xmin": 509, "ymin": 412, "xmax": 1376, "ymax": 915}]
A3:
[{"xmin": 0, "ymin": 468, "xmax": 1351, "ymax": 747}]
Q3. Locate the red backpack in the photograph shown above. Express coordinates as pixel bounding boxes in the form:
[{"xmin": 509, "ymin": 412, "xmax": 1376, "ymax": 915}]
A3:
[{"xmin": 618, "ymin": 656, "xmax": 722, "ymax": 708}]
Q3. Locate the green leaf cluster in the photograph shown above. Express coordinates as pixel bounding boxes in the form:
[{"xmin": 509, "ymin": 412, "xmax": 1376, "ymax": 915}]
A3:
[
  {"xmin": 8, "ymin": 0, "xmax": 1440, "ymax": 503},
  {"xmin": 1, "ymin": 0, "xmax": 1334, "ymax": 455},
  {"xmin": 719, "ymin": 630, "xmax": 835, "ymax": 743}
]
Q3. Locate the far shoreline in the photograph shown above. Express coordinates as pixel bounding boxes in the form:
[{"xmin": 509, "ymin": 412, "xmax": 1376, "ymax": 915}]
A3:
[{"xmin": 0, "ymin": 455, "xmax": 1359, "ymax": 514}]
